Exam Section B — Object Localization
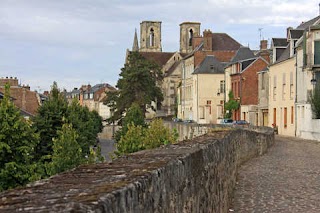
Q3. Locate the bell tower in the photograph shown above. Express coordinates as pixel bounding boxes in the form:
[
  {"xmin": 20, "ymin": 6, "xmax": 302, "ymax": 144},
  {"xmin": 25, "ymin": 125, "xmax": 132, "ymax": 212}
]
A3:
[
  {"xmin": 140, "ymin": 21, "xmax": 162, "ymax": 52},
  {"xmin": 180, "ymin": 22, "xmax": 201, "ymax": 54}
]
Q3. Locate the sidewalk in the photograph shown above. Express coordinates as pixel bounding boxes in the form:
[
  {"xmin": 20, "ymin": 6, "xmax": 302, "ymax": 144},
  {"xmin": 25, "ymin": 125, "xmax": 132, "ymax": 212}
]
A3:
[{"xmin": 231, "ymin": 135, "xmax": 320, "ymax": 212}]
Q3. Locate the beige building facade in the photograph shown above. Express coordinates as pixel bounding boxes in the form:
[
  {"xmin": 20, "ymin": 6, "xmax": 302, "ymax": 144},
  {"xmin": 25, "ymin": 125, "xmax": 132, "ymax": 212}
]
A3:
[{"xmin": 268, "ymin": 57, "xmax": 296, "ymax": 136}]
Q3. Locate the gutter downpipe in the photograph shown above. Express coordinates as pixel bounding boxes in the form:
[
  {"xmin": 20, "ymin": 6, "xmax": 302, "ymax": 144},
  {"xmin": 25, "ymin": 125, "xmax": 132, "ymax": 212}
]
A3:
[
  {"xmin": 294, "ymin": 47, "xmax": 298, "ymax": 137},
  {"xmin": 183, "ymin": 60, "xmax": 186, "ymax": 120},
  {"xmin": 197, "ymin": 74, "xmax": 199, "ymax": 123}
]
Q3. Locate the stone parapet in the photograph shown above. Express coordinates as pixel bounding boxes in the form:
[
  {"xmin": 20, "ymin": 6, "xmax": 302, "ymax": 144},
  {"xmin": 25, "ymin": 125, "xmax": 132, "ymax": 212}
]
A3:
[{"xmin": 0, "ymin": 128, "xmax": 274, "ymax": 212}]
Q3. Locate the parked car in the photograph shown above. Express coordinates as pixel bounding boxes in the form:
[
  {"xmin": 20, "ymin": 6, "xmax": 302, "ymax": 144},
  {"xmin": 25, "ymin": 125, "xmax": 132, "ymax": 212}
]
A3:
[
  {"xmin": 220, "ymin": 119, "xmax": 233, "ymax": 125},
  {"xmin": 173, "ymin": 118, "xmax": 182, "ymax": 122},
  {"xmin": 232, "ymin": 120, "xmax": 249, "ymax": 127}
]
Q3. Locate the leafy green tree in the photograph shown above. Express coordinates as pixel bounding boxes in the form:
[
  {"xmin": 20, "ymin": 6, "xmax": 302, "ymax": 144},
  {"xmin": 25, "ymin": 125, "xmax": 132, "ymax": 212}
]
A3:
[
  {"xmin": 310, "ymin": 83, "xmax": 320, "ymax": 119},
  {"xmin": 32, "ymin": 82, "xmax": 68, "ymax": 160},
  {"xmin": 105, "ymin": 51, "xmax": 164, "ymax": 122},
  {"xmin": 0, "ymin": 85, "xmax": 39, "ymax": 191},
  {"xmin": 47, "ymin": 123, "xmax": 83, "ymax": 176},
  {"xmin": 66, "ymin": 99, "xmax": 103, "ymax": 156},
  {"xmin": 114, "ymin": 102, "xmax": 146, "ymax": 142},
  {"xmin": 224, "ymin": 91, "xmax": 240, "ymax": 119},
  {"xmin": 33, "ymin": 83, "xmax": 103, "ymax": 161}
]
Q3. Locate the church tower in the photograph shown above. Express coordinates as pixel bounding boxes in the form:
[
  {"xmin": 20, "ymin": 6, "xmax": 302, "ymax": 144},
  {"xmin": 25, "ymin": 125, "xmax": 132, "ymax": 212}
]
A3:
[
  {"xmin": 179, "ymin": 22, "xmax": 201, "ymax": 54},
  {"xmin": 140, "ymin": 21, "xmax": 162, "ymax": 52}
]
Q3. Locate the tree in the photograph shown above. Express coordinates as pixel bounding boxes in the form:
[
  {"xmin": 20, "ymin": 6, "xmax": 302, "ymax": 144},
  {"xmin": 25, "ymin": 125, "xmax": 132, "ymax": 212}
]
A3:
[
  {"xmin": 310, "ymin": 83, "xmax": 320, "ymax": 119},
  {"xmin": 105, "ymin": 51, "xmax": 164, "ymax": 122},
  {"xmin": 114, "ymin": 102, "xmax": 146, "ymax": 142},
  {"xmin": 32, "ymin": 82, "xmax": 68, "ymax": 160},
  {"xmin": 47, "ymin": 123, "xmax": 83, "ymax": 176},
  {"xmin": 0, "ymin": 85, "xmax": 39, "ymax": 191},
  {"xmin": 33, "ymin": 83, "xmax": 103, "ymax": 161},
  {"xmin": 224, "ymin": 91, "xmax": 240, "ymax": 119},
  {"xmin": 66, "ymin": 99, "xmax": 103, "ymax": 156}
]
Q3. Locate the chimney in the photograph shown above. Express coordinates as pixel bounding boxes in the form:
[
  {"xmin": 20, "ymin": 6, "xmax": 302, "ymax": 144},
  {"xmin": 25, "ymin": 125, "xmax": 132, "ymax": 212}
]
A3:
[
  {"xmin": 203, "ymin": 29, "xmax": 213, "ymax": 51},
  {"xmin": 260, "ymin": 40, "xmax": 268, "ymax": 50},
  {"xmin": 43, "ymin": 91, "xmax": 49, "ymax": 96},
  {"xmin": 22, "ymin": 84, "xmax": 30, "ymax": 90},
  {"xmin": 0, "ymin": 76, "xmax": 19, "ymax": 87}
]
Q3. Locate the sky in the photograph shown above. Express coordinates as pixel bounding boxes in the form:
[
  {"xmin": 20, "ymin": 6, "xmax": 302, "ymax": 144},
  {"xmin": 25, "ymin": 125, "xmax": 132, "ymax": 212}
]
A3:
[{"xmin": 0, "ymin": 0, "xmax": 319, "ymax": 92}]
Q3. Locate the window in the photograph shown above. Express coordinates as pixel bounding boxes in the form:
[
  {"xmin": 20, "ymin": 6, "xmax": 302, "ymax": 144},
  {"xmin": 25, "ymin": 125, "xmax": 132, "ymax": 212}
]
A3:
[
  {"xmin": 273, "ymin": 108, "xmax": 277, "ymax": 126},
  {"xmin": 284, "ymin": 107, "xmax": 287, "ymax": 128},
  {"xmin": 261, "ymin": 72, "xmax": 265, "ymax": 90},
  {"xmin": 314, "ymin": 40, "xmax": 320, "ymax": 65},
  {"xmin": 220, "ymin": 80, "xmax": 225, "ymax": 93},
  {"xmin": 290, "ymin": 72, "xmax": 294, "ymax": 99},
  {"xmin": 207, "ymin": 100, "xmax": 211, "ymax": 114},
  {"xmin": 291, "ymin": 106, "xmax": 294, "ymax": 124},
  {"xmin": 189, "ymin": 29, "xmax": 194, "ymax": 46},
  {"xmin": 199, "ymin": 106, "xmax": 204, "ymax": 119},
  {"xmin": 149, "ymin": 28, "xmax": 154, "ymax": 47},
  {"xmin": 282, "ymin": 73, "xmax": 286, "ymax": 100},
  {"xmin": 273, "ymin": 75, "xmax": 277, "ymax": 101}
]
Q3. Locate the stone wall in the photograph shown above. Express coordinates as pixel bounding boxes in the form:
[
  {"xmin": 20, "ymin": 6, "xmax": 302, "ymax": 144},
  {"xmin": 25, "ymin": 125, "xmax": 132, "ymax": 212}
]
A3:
[{"xmin": 0, "ymin": 128, "xmax": 274, "ymax": 212}]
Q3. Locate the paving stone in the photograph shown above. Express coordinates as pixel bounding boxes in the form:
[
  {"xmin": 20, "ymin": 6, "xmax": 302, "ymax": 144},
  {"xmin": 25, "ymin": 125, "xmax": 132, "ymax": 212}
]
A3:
[{"xmin": 231, "ymin": 135, "xmax": 320, "ymax": 212}]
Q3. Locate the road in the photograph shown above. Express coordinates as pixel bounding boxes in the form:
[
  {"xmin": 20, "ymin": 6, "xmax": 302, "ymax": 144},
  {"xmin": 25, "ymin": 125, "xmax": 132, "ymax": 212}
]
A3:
[
  {"xmin": 98, "ymin": 138, "xmax": 115, "ymax": 162},
  {"xmin": 231, "ymin": 135, "xmax": 320, "ymax": 212}
]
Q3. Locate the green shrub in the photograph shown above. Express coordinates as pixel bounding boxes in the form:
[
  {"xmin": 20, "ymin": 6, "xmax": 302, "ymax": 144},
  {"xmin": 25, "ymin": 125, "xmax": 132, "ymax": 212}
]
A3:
[
  {"xmin": 115, "ymin": 119, "xmax": 178, "ymax": 157},
  {"xmin": 115, "ymin": 123, "xmax": 145, "ymax": 156},
  {"xmin": 143, "ymin": 119, "xmax": 178, "ymax": 149}
]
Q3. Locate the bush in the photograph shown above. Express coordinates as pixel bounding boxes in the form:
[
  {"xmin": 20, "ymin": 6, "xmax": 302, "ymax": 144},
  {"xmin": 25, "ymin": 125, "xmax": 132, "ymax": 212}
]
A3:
[
  {"xmin": 115, "ymin": 119, "xmax": 178, "ymax": 157},
  {"xmin": 115, "ymin": 123, "xmax": 145, "ymax": 156},
  {"xmin": 143, "ymin": 119, "xmax": 178, "ymax": 149},
  {"xmin": 114, "ymin": 102, "xmax": 146, "ymax": 142}
]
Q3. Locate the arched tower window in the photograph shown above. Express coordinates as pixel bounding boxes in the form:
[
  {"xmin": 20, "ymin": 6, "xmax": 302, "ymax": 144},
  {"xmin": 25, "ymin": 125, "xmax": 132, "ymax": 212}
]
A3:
[
  {"xmin": 149, "ymin": 28, "xmax": 155, "ymax": 47},
  {"xmin": 188, "ymin": 29, "xmax": 194, "ymax": 46}
]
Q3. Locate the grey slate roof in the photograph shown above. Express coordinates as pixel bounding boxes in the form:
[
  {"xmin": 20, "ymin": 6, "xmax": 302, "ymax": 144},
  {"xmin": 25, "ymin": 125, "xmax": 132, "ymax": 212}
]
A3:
[
  {"xmin": 83, "ymin": 83, "xmax": 115, "ymax": 94},
  {"xmin": 289, "ymin": 29, "xmax": 304, "ymax": 39},
  {"xmin": 297, "ymin": 15, "xmax": 320, "ymax": 30},
  {"xmin": 230, "ymin": 46, "xmax": 255, "ymax": 63},
  {"xmin": 193, "ymin": 55, "xmax": 224, "ymax": 74},
  {"xmin": 272, "ymin": 38, "xmax": 288, "ymax": 47},
  {"xmin": 275, "ymin": 45, "xmax": 290, "ymax": 63}
]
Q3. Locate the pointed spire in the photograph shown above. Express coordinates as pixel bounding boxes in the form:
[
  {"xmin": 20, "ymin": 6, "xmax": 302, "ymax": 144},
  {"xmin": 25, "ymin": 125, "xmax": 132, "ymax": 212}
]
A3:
[{"xmin": 132, "ymin": 28, "xmax": 139, "ymax": 52}]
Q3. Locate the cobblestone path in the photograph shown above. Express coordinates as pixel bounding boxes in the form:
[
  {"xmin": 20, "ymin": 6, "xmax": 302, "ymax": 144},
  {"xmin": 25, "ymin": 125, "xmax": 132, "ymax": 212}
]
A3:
[{"xmin": 231, "ymin": 135, "xmax": 320, "ymax": 212}]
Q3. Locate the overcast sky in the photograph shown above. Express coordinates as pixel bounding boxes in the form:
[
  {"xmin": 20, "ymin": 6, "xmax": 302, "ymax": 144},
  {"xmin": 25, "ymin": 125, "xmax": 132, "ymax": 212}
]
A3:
[{"xmin": 1, "ymin": 0, "xmax": 319, "ymax": 92}]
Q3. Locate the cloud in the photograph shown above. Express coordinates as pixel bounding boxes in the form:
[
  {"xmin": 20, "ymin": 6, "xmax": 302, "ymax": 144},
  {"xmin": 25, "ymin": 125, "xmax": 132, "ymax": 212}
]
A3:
[{"xmin": 1, "ymin": 0, "xmax": 320, "ymax": 92}]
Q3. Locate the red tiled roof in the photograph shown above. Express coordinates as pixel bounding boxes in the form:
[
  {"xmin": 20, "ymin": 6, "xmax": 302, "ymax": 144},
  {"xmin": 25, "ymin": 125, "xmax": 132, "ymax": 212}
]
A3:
[
  {"xmin": 0, "ymin": 87, "xmax": 40, "ymax": 116},
  {"xmin": 194, "ymin": 50, "xmax": 237, "ymax": 67},
  {"xmin": 211, "ymin": 33, "xmax": 241, "ymax": 51}
]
